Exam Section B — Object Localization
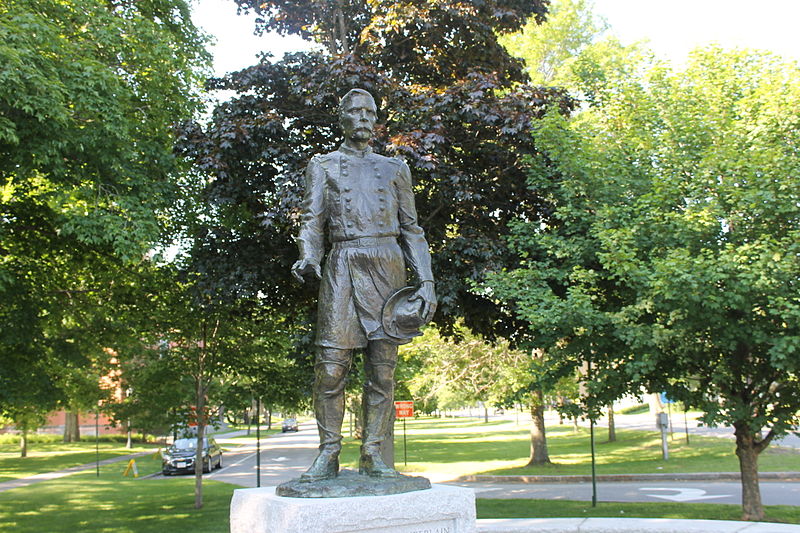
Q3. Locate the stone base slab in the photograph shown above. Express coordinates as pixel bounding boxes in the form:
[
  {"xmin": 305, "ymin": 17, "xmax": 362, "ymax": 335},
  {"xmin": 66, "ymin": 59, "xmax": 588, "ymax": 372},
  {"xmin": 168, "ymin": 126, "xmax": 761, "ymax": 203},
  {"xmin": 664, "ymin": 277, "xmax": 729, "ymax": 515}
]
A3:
[
  {"xmin": 276, "ymin": 469, "xmax": 431, "ymax": 498},
  {"xmin": 230, "ymin": 483, "xmax": 476, "ymax": 533}
]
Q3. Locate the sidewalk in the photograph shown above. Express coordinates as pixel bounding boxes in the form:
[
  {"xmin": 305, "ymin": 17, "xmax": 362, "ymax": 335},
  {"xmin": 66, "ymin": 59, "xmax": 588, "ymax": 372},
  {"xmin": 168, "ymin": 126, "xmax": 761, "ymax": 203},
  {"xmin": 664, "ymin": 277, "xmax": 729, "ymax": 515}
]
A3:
[
  {"xmin": 0, "ymin": 450, "xmax": 152, "ymax": 493},
  {"xmin": 0, "ymin": 426, "xmax": 271, "ymax": 493}
]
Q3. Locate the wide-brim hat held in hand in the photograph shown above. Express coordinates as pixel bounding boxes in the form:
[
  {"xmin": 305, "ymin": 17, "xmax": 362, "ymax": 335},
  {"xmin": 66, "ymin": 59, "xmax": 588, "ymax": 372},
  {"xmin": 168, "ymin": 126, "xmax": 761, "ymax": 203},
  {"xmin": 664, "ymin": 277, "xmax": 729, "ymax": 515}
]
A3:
[{"xmin": 381, "ymin": 286, "xmax": 429, "ymax": 342}]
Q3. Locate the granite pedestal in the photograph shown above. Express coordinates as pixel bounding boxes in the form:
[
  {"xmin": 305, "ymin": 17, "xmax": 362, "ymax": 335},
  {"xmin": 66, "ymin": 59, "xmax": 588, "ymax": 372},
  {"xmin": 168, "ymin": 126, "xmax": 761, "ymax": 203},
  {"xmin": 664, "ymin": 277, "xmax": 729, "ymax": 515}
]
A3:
[{"xmin": 230, "ymin": 483, "xmax": 476, "ymax": 533}]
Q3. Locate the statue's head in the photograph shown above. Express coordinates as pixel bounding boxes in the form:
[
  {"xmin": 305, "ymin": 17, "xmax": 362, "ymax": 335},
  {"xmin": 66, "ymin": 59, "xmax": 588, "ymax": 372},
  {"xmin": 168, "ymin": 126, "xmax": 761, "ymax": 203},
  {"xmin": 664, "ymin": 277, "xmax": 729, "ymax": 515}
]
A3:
[{"xmin": 338, "ymin": 89, "xmax": 377, "ymax": 143}]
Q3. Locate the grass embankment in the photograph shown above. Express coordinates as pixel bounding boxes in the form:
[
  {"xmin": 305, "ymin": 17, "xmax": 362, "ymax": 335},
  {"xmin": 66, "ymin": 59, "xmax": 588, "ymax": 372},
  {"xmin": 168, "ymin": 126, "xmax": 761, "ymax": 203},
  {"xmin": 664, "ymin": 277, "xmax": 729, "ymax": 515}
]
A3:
[
  {"xmin": 336, "ymin": 417, "xmax": 800, "ymax": 478},
  {"xmin": 224, "ymin": 428, "xmax": 281, "ymax": 441},
  {"xmin": 0, "ymin": 440, "xmax": 161, "ymax": 483}
]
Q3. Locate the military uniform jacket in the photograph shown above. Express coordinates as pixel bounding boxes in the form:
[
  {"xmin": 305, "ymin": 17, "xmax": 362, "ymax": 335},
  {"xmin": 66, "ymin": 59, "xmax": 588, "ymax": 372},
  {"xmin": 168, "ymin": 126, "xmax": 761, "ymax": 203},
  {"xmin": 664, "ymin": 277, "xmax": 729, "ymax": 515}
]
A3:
[{"xmin": 297, "ymin": 144, "xmax": 434, "ymax": 349}]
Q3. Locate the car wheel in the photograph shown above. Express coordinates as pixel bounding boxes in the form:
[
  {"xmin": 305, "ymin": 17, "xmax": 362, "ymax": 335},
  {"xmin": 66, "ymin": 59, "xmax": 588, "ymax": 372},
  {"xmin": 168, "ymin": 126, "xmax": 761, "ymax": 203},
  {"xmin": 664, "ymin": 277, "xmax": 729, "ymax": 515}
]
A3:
[
  {"xmin": 203, "ymin": 458, "xmax": 211, "ymax": 473},
  {"xmin": 216, "ymin": 455, "xmax": 223, "ymax": 469}
]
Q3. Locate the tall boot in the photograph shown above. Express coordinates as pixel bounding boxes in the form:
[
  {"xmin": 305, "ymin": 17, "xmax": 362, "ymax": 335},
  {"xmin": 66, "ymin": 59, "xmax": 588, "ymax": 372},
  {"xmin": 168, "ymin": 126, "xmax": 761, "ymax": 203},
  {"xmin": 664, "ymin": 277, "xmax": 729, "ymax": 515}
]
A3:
[
  {"xmin": 301, "ymin": 349, "xmax": 350, "ymax": 482},
  {"xmin": 359, "ymin": 341, "xmax": 399, "ymax": 478}
]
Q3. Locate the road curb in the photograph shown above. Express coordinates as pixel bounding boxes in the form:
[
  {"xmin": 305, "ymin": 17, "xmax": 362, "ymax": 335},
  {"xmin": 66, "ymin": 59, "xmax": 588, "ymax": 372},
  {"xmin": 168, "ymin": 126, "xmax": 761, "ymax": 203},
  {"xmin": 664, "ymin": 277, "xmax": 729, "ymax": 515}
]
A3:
[
  {"xmin": 477, "ymin": 517, "xmax": 800, "ymax": 532},
  {"xmin": 457, "ymin": 472, "xmax": 800, "ymax": 483}
]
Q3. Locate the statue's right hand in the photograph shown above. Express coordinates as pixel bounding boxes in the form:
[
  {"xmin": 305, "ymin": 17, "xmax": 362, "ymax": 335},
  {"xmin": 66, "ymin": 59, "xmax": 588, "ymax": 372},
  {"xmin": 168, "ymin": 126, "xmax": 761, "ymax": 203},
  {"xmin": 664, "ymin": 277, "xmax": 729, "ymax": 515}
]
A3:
[{"xmin": 291, "ymin": 259, "xmax": 321, "ymax": 283}]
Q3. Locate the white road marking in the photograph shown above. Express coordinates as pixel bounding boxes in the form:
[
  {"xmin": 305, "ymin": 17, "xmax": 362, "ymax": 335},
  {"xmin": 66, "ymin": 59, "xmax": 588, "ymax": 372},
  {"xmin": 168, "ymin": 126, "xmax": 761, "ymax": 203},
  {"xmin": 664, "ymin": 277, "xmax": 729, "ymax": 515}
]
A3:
[{"xmin": 639, "ymin": 487, "xmax": 731, "ymax": 502}]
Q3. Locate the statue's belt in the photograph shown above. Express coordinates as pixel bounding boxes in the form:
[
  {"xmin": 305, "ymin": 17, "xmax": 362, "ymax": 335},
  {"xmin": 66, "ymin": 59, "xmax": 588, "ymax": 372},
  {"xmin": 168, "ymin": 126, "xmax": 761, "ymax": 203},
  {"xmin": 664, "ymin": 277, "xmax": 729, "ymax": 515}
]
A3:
[{"xmin": 331, "ymin": 236, "xmax": 398, "ymax": 249}]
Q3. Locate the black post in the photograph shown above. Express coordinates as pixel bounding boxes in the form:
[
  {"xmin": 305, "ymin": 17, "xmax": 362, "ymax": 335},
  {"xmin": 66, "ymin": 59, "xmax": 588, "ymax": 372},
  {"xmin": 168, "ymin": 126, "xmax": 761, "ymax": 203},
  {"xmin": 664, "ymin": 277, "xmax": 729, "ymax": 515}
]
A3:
[
  {"xmin": 667, "ymin": 399, "xmax": 674, "ymax": 439},
  {"xmin": 588, "ymin": 359, "xmax": 597, "ymax": 507},
  {"xmin": 683, "ymin": 405, "xmax": 690, "ymax": 444},
  {"xmin": 95, "ymin": 411, "xmax": 100, "ymax": 478},
  {"xmin": 403, "ymin": 418, "xmax": 408, "ymax": 466},
  {"xmin": 256, "ymin": 397, "xmax": 261, "ymax": 488}
]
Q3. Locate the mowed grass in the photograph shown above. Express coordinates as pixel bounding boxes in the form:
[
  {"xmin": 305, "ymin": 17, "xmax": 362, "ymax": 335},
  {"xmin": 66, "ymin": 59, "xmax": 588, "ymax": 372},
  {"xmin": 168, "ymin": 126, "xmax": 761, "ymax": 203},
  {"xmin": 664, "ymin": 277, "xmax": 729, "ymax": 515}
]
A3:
[
  {"xmin": 2, "ymin": 418, "xmax": 799, "ymax": 531},
  {"xmin": 0, "ymin": 463, "xmax": 235, "ymax": 533},
  {"xmin": 0, "ymin": 441, "xmax": 161, "ymax": 483},
  {"xmin": 1, "ymin": 459, "xmax": 798, "ymax": 531},
  {"xmin": 477, "ymin": 499, "xmax": 800, "ymax": 524},
  {"xmin": 337, "ymin": 417, "xmax": 800, "ymax": 478}
]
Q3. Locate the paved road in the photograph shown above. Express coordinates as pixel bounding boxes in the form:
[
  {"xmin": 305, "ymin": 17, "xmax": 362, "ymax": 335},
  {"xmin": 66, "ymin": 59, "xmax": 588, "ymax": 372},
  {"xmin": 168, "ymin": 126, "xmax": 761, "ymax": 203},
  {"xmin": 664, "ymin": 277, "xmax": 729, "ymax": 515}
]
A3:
[
  {"xmin": 450, "ymin": 480, "xmax": 800, "ymax": 506},
  {"xmin": 197, "ymin": 423, "xmax": 800, "ymax": 506},
  {"xmin": 203, "ymin": 422, "xmax": 319, "ymax": 488}
]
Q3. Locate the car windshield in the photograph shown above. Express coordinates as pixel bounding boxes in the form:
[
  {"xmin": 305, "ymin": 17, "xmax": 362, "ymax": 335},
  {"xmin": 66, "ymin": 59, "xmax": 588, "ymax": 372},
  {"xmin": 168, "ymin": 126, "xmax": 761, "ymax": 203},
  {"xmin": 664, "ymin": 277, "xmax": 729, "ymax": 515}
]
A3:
[{"xmin": 172, "ymin": 438, "xmax": 206, "ymax": 450}]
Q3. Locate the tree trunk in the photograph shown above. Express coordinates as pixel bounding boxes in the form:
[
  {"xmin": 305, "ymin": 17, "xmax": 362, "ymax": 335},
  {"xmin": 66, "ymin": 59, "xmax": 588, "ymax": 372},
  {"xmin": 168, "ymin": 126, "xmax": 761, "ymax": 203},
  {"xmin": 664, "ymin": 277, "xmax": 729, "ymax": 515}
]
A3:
[
  {"xmin": 63, "ymin": 410, "xmax": 80, "ymax": 443},
  {"xmin": 266, "ymin": 408, "xmax": 272, "ymax": 430},
  {"xmin": 526, "ymin": 389, "xmax": 551, "ymax": 465},
  {"xmin": 484, "ymin": 403, "xmax": 489, "ymax": 423},
  {"xmin": 20, "ymin": 428, "xmax": 28, "ymax": 458},
  {"xmin": 349, "ymin": 395, "xmax": 363, "ymax": 439},
  {"xmin": 648, "ymin": 393, "xmax": 664, "ymax": 415},
  {"xmin": 734, "ymin": 422, "xmax": 764, "ymax": 521},
  {"xmin": 607, "ymin": 404, "xmax": 617, "ymax": 443},
  {"xmin": 194, "ymin": 376, "xmax": 206, "ymax": 510}
]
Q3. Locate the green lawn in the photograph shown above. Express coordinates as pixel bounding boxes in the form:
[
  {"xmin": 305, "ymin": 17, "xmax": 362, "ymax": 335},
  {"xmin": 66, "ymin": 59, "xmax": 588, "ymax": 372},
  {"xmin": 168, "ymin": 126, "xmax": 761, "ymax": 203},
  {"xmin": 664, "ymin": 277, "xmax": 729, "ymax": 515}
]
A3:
[
  {"xmin": 2, "ymin": 417, "xmax": 799, "ymax": 531},
  {"xmin": 477, "ymin": 499, "xmax": 800, "ymax": 524},
  {"xmin": 1, "ymin": 471, "xmax": 798, "ymax": 532},
  {"xmin": 0, "ymin": 441, "xmax": 161, "ymax": 483},
  {"xmin": 337, "ymin": 417, "xmax": 800, "ymax": 478},
  {"xmin": 0, "ymin": 466, "xmax": 236, "ymax": 533}
]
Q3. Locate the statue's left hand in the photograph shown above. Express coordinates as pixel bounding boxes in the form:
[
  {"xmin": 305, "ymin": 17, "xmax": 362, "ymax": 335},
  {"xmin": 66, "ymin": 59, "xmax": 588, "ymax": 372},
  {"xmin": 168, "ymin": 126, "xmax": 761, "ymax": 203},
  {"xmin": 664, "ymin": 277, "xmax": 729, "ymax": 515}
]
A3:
[{"xmin": 410, "ymin": 281, "xmax": 437, "ymax": 324}]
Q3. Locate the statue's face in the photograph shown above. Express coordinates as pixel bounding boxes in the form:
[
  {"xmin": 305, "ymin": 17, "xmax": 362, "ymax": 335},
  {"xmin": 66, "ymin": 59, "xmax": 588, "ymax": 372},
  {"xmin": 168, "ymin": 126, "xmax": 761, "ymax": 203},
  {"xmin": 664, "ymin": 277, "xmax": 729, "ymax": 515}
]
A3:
[{"xmin": 340, "ymin": 94, "xmax": 377, "ymax": 143}]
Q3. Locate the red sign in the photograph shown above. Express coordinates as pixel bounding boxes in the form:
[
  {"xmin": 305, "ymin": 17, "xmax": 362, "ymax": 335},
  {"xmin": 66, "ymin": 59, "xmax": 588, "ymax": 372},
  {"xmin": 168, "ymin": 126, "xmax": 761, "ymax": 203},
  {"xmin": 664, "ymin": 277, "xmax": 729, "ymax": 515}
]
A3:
[{"xmin": 395, "ymin": 401, "xmax": 414, "ymax": 418}]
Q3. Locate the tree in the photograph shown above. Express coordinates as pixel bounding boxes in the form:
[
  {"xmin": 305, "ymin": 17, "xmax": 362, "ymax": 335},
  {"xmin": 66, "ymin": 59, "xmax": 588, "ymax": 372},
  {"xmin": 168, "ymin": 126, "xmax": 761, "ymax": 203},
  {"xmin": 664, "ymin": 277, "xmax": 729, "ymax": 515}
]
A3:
[
  {"xmin": 401, "ymin": 323, "xmax": 525, "ymax": 415},
  {"xmin": 0, "ymin": 0, "xmax": 210, "ymax": 422},
  {"xmin": 399, "ymin": 323, "xmax": 554, "ymax": 464},
  {"xmin": 176, "ymin": 0, "xmax": 572, "ymax": 350},
  {"xmin": 490, "ymin": 47, "xmax": 800, "ymax": 521},
  {"xmin": 500, "ymin": 0, "xmax": 608, "ymax": 85}
]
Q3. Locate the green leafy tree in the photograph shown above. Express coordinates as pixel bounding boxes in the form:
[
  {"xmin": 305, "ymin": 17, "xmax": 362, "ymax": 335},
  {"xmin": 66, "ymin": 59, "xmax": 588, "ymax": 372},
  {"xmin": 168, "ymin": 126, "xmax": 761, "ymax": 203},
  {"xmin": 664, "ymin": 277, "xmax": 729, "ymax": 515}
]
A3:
[
  {"xmin": 490, "ymin": 47, "xmax": 800, "ymax": 521},
  {"xmin": 176, "ymin": 0, "xmax": 571, "ymax": 349},
  {"xmin": 401, "ymin": 324, "xmax": 522, "ymax": 415},
  {"xmin": 398, "ymin": 322, "xmax": 556, "ymax": 463},
  {"xmin": 500, "ymin": 0, "xmax": 608, "ymax": 85},
  {"xmin": 0, "ymin": 0, "xmax": 210, "ymax": 422}
]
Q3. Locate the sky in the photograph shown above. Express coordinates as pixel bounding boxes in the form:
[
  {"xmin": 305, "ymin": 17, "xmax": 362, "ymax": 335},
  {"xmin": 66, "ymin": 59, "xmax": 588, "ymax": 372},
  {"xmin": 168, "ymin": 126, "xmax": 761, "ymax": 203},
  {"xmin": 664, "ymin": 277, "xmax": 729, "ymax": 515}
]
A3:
[{"xmin": 192, "ymin": 0, "xmax": 800, "ymax": 78}]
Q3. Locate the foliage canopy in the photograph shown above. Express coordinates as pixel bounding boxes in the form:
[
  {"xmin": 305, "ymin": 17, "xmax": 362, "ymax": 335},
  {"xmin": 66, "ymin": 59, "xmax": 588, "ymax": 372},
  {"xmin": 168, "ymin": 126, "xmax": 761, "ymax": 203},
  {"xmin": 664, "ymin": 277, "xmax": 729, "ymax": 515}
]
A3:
[{"xmin": 489, "ymin": 46, "xmax": 800, "ymax": 520}]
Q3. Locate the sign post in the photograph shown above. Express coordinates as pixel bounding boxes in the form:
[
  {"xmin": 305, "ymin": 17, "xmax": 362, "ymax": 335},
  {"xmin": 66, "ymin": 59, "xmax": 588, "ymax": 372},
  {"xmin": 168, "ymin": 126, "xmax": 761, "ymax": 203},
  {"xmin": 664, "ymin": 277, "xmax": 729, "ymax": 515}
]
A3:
[
  {"xmin": 256, "ymin": 397, "xmax": 261, "ymax": 487},
  {"xmin": 394, "ymin": 401, "xmax": 414, "ymax": 466}
]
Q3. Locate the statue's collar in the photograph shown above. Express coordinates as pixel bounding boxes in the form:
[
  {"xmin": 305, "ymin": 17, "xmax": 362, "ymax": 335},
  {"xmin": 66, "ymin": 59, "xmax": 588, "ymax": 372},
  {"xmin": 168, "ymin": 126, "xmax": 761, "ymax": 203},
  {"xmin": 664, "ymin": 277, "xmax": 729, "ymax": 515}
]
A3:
[{"xmin": 338, "ymin": 143, "xmax": 373, "ymax": 158}]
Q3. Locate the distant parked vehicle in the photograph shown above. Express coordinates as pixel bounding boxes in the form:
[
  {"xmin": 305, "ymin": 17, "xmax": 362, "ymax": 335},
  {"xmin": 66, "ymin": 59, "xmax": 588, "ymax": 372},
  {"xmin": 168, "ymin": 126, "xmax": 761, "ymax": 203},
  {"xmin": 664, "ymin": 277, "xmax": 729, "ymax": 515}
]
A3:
[
  {"xmin": 162, "ymin": 437, "xmax": 222, "ymax": 475},
  {"xmin": 281, "ymin": 418, "xmax": 299, "ymax": 432}
]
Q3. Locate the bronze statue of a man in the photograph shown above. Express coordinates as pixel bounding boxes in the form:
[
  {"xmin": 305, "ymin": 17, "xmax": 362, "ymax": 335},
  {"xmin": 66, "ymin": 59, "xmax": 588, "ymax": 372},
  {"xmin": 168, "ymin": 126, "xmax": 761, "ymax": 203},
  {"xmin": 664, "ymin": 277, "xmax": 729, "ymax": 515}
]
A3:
[{"xmin": 291, "ymin": 89, "xmax": 436, "ymax": 481}]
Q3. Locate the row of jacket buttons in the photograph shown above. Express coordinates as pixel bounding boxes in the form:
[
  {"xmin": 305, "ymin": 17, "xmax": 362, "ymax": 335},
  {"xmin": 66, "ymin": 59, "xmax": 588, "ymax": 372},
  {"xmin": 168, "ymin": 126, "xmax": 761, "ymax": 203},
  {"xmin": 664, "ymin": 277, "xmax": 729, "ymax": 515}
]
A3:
[{"xmin": 341, "ymin": 158, "xmax": 382, "ymax": 178}]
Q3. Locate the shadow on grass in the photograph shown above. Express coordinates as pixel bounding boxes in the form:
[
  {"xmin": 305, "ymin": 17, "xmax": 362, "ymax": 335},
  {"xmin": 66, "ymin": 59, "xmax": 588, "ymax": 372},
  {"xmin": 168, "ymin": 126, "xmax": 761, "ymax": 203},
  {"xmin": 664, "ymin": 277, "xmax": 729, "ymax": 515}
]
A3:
[
  {"xmin": 0, "ymin": 468, "xmax": 235, "ymax": 533},
  {"xmin": 0, "ymin": 443, "xmax": 159, "ymax": 484}
]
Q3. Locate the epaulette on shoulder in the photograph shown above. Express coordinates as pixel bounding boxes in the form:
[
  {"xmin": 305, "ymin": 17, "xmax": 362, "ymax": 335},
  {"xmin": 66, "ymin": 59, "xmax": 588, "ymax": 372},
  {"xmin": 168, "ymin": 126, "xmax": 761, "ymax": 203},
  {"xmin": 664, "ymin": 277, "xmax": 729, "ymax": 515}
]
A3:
[{"xmin": 316, "ymin": 152, "xmax": 337, "ymax": 163}]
